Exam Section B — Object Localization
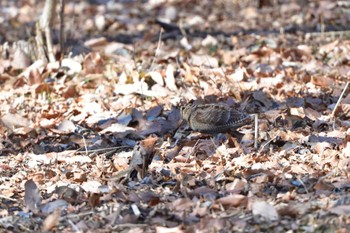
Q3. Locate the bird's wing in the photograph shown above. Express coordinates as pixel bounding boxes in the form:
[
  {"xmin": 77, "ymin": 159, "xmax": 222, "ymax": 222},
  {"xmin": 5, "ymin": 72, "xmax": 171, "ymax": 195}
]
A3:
[{"xmin": 191, "ymin": 104, "xmax": 231, "ymax": 126}]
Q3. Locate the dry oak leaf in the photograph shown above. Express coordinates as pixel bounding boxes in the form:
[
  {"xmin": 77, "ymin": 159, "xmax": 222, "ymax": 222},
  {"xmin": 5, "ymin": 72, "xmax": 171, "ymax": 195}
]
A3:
[
  {"xmin": 252, "ymin": 201, "xmax": 279, "ymax": 221},
  {"xmin": 42, "ymin": 208, "xmax": 61, "ymax": 231},
  {"xmin": 216, "ymin": 194, "xmax": 248, "ymax": 208},
  {"xmin": 24, "ymin": 179, "xmax": 42, "ymax": 214}
]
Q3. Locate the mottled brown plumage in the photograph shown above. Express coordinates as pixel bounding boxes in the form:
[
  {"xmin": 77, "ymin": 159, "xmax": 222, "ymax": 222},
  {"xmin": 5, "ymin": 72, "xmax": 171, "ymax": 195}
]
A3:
[{"xmin": 180, "ymin": 103, "xmax": 251, "ymax": 134}]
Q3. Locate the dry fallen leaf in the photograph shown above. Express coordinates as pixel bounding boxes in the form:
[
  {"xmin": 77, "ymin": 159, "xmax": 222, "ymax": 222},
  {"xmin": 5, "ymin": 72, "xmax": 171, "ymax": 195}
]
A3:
[
  {"xmin": 42, "ymin": 208, "xmax": 61, "ymax": 231},
  {"xmin": 329, "ymin": 205, "xmax": 350, "ymax": 216},
  {"xmin": 24, "ymin": 179, "xmax": 42, "ymax": 214},
  {"xmin": 216, "ymin": 194, "xmax": 248, "ymax": 208},
  {"xmin": 1, "ymin": 1, "xmax": 350, "ymax": 232},
  {"xmin": 40, "ymin": 200, "xmax": 69, "ymax": 215},
  {"xmin": 252, "ymin": 201, "xmax": 279, "ymax": 221},
  {"xmin": 156, "ymin": 226, "xmax": 184, "ymax": 233},
  {"xmin": 1, "ymin": 113, "xmax": 33, "ymax": 130},
  {"xmin": 89, "ymin": 193, "xmax": 101, "ymax": 208},
  {"xmin": 165, "ymin": 64, "xmax": 177, "ymax": 91},
  {"xmin": 170, "ymin": 198, "xmax": 194, "ymax": 212}
]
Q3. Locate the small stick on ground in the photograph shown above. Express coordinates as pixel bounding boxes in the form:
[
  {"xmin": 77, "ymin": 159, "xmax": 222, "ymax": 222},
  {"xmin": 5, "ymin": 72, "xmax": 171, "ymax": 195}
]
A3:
[
  {"xmin": 254, "ymin": 114, "xmax": 259, "ymax": 150},
  {"xmin": 258, "ymin": 134, "xmax": 278, "ymax": 154},
  {"xmin": 331, "ymin": 81, "xmax": 350, "ymax": 129},
  {"xmin": 149, "ymin": 28, "xmax": 163, "ymax": 71}
]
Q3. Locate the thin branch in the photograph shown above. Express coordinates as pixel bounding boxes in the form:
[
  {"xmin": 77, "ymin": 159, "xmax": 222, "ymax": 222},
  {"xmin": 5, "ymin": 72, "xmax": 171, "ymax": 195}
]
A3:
[
  {"xmin": 331, "ymin": 81, "xmax": 350, "ymax": 129},
  {"xmin": 0, "ymin": 194, "xmax": 17, "ymax": 202},
  {"xmin": 82, "ymin": 134, "xmax": 88, "ymax": 156},
  {"xmin": 258, "ymin": 134, "xmax": 278, "ymax": 154},
  {"xmin": 149, "ymin": 28, "xmax": 163, "ymax": 71},
  {"xmin": 75, "ymin": 146, "xmax": 130, "ymax": 154},
  {"xmin": 331, "ymin": 81, "xmax": 349, "ymax": 118},
  {"xmin": 59, "ymin": 0, "xmax": 65, "ymax": 61},
  {"xmin": 254, "ymin": 114, "xmax": 259, "ymax": 150}
]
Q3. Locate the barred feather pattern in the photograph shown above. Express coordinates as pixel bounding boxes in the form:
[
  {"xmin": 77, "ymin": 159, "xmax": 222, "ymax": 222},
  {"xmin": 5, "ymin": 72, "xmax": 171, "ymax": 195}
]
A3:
[{"xmin": 180, "ymin": 103, "xmax": 252, "ymax": 134}]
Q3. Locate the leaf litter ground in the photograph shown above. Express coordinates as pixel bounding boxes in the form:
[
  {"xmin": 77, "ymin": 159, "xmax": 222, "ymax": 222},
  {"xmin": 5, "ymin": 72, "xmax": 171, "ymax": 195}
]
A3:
[{"xmin": 1, "ymin": 0, "xmax": 350, "ymax": 232}]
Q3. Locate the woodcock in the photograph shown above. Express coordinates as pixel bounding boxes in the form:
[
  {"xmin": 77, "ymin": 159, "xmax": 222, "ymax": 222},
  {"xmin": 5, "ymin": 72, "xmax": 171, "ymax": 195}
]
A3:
[{"xmin": 180, "ymin": 102, "xmax": 252, "ymax": 134}]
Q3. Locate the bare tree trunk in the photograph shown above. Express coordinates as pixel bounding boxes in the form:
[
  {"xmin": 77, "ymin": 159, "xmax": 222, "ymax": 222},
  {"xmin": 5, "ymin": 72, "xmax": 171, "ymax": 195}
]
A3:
[
  {"xmin": 36, "ymin": 0, "xmax": 58, "ymax": 63},
  {"xmin": 59, "ymin": 0, "xmax": 65, "ymax": 61}
]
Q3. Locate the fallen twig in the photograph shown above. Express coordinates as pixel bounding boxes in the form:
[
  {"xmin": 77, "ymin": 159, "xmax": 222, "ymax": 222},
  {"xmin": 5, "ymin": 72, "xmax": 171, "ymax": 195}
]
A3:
[
  {"xmin": 331, "ymin": 81, "xmax": 350, "ymax": 129},
  {"xmin": 254, "ymin": 114, "xmax": 259, "ymax": 150}
]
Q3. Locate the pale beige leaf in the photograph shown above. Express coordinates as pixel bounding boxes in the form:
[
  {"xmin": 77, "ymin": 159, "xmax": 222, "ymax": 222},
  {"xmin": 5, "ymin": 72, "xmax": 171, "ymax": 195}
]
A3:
[
  {"xmin": 42, "ymin": 208, "xmax": 61, "ymax": 231},
  {"xmin": 165, "ymin": 64, "xmax": 177, "ymax": 91},
  {"xmin": 216, "ymin": 194, "xmax": 247, "ymax": 208},
  {"xmin": 252, "ymin": 201, "xmax": 279, "ymax": 221}
]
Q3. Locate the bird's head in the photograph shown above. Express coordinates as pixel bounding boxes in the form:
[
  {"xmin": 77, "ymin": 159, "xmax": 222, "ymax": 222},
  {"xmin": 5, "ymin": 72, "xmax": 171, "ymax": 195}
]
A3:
[{"xmin": 180, "ymin": 104, "xmax": 193, "ymax": 122}]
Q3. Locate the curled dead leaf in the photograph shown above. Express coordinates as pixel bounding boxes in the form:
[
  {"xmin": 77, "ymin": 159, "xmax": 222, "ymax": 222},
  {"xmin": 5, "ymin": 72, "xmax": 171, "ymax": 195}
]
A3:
[
  {"xmin": 165, "ymin": 64, "xmax": 177, "ymax": 91},
  {"xmin": 216, "ymin": 194, "xmax": 248, "ymax": 208},
  {"xmin": 89, "ymin": 193, "xmax": 101, "ymax": 208},
  {"xmin": 40, "ymin": 199, "xmax": 68, "ymax": 215},
  {"xmin": 42, "ymin": 208, "xmax": 61, "ymax": 231},
  {"xmin": 314, "ymin": 179, "xmax": 335, "ymax": 191},
  {"xmin": 252, "ymin": 201, "xmax": 279, "ymax": 221},
  {"xmin": 156, "ymin": 226, "xmax": 184, "ymax": 233},
  {"xmin": 24, "ymin": 179, "xmax": 42, "ymax": 214},
  {"xmin": 170, "ymin": 198, "xmax": 194, "ymax": 212},
  {"xmin": 146, "ymin": 71, "xmax": 164, "ymax": 86}
]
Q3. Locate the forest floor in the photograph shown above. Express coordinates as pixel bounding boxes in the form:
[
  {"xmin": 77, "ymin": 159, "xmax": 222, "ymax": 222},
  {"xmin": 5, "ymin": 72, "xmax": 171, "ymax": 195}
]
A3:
[{"xmin": 1, "ymin": 0, "xmax": 350, "ymax": 232}]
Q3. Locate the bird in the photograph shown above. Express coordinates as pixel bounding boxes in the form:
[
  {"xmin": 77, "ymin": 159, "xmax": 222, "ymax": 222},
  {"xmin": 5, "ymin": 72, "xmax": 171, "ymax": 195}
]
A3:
[{"xmin": 180, "ymin": 102, "xmax": 252, "ymax": 134}]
